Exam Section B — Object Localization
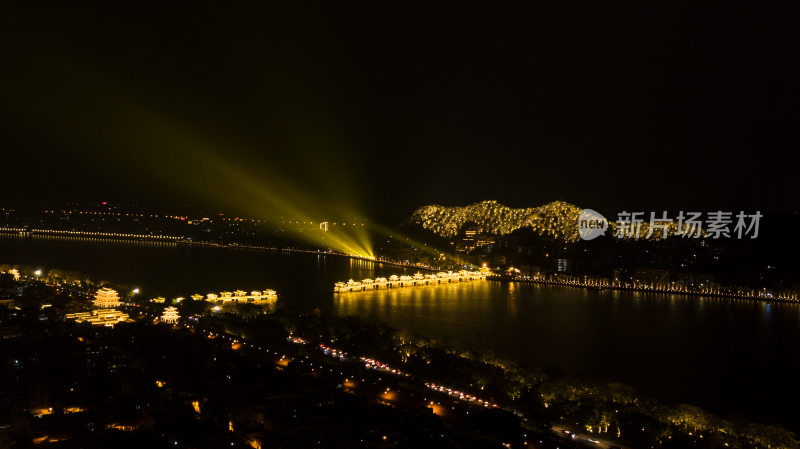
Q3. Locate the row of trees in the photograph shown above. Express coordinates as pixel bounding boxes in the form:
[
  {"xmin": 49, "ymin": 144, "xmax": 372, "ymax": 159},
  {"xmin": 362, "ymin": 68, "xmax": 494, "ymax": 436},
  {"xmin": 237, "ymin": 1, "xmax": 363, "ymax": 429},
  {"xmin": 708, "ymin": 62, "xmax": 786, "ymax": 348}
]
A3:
[
  {"xmin": 194, "ymin": 303, "xmax": 797, "ymax": 449},
  {"xmin": 0, "ymin": 264, "xmax": 140, "ymax": 302},
  {"xmin": 0, "ymin": 264, "xmax": 36, "ymax": 278},
  {"xmin": 1, "ymin": 264, "xmax": 99, "ymax": 287}
]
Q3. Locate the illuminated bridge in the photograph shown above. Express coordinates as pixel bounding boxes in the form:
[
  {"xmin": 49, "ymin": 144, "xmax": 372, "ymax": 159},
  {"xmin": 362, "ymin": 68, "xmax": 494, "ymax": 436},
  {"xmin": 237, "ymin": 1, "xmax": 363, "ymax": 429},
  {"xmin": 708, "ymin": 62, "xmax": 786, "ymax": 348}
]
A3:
[
  {"xmin": 200, "ymin": 290, "xmax": 277, "ymax": 303},
  {"xmin": 334, "ymin": 270, "xmax": 486, "ymax": 292}
]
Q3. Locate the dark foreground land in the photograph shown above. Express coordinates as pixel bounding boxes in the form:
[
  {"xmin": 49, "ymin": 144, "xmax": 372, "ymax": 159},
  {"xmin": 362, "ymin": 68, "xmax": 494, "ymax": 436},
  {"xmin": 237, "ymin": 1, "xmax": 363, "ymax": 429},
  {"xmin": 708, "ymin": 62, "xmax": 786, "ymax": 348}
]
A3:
[
  {"xmin": 1, "ymin": 276, "xmax": 797, "ymax": 448},
  {"xmin": 0, "ymin": 312, "xmax": 582, "ymax": 448}
]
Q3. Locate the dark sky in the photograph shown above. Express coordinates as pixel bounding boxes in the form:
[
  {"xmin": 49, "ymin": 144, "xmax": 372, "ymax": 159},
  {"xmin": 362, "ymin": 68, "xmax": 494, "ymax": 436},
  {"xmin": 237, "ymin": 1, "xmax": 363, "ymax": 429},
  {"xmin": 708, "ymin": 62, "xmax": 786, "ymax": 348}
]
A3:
[{"xmin": 1, "ymin": 3, "xmax": 796, "ymax": 223}]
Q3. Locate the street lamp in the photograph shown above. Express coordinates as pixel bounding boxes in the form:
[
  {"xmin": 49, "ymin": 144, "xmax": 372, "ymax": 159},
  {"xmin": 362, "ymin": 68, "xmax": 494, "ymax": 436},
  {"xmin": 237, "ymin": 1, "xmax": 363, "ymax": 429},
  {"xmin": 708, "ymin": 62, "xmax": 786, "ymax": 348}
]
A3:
[{"xmin": 133, "ymin": 288, "xmax": 139, "ymax": 294}]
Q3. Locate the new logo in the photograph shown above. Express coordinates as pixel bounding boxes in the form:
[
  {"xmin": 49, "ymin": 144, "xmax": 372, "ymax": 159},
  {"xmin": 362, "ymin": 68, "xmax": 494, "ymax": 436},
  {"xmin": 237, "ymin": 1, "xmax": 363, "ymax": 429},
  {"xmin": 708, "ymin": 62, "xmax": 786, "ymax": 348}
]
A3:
[{"xmin": 577, "ymin": 209, "xmax": 608, "ymax": 241}]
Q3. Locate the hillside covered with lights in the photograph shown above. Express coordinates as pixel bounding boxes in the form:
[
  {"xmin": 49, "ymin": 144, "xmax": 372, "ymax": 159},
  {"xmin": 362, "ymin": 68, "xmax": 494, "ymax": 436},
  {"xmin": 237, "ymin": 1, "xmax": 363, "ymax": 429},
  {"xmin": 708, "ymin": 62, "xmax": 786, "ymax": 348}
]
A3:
[
  {"xmin": 408, "ymin": 200, "xmax": 701, "ymax": 243},
  {"xmin": 408, "ymin": 200, "xmax": 584, "ymax": 242}
]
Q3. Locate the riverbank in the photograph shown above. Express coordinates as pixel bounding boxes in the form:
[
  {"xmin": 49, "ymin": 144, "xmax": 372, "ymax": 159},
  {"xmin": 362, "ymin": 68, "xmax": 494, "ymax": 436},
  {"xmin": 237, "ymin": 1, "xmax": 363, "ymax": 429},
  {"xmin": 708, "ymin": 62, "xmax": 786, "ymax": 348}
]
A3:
[
  {"xmin": 489, "ymin": 275, "xmax": 800, "ymax": 303},
  {"xmin": 8, "ymin": 275, "xmax": 795, "ymax": 448},
  {"xmin": 4, "ymin": 239, "xmax": 800, "ymax": 438},
  {"xmin": 156, "ymin": 300, "xmax": 797, "ymax": 449}
]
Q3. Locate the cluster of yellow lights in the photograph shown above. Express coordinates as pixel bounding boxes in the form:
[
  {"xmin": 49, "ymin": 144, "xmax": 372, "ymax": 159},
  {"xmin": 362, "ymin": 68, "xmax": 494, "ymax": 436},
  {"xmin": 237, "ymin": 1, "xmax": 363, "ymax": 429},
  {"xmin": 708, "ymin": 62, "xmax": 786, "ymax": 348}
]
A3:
[
  {"xmin": 65, "ymin": 309, "xmax": 133, "ymax": 327},
  {"xmin": 410, "ymin": 200, "xmax": 584, "ymax": 242},
  {"xmin": 334, "ymin": 271, "xmax": 486, "ymax": 292},
  {"xmin": 202, "ymin": 289, "xmax": 277, "ymax": 303},
  {"xmin": 410, "ymin": 201, "xmax": 709, "ymax": 242}
]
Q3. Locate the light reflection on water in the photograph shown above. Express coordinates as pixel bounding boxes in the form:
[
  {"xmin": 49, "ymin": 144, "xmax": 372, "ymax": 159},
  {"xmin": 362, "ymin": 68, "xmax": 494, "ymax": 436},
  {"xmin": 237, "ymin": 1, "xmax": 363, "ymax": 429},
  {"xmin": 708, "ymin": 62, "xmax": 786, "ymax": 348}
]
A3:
[
  {"xmin": 331, "ymin": 278, "xmax": 800, "ymax": 433},
  {"xmin": 2, "ymin": 234, "xmax": 800, "ymax": 431}
]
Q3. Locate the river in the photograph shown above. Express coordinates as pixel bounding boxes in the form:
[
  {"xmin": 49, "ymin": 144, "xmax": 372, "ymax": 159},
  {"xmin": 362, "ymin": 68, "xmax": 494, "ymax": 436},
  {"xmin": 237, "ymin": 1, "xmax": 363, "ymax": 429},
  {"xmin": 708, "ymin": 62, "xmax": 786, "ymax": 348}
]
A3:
[{"xmin": 1, "ymin": 234, "xmax": 797, "ymax": 431}]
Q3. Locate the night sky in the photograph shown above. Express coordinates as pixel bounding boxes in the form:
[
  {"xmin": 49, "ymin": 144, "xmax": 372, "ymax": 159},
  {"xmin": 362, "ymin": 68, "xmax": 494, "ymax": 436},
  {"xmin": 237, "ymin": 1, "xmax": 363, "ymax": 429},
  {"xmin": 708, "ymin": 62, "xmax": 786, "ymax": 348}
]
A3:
[{"xmin": 1, "ymin": 3, "xmax": 795, "ymax": 224}]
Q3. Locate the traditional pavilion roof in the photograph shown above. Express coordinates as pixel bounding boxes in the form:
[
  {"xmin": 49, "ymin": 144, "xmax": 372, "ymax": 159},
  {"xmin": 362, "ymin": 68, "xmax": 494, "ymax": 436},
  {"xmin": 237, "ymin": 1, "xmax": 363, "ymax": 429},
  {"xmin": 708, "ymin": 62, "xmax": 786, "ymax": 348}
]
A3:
[
  {"xmin": 94, "ymin": 288, "xmax": 121, "ymax": 307},
  {"xmin": 95, "ymin": 287, "xmax": 119, "ymax": 298}
]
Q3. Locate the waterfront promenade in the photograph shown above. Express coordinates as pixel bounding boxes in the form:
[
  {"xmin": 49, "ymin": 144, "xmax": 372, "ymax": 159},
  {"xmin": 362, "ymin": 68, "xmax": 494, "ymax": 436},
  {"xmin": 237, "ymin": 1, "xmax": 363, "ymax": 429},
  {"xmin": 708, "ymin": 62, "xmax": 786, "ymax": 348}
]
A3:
[{"xmin": 491, "ymin": 275, "xmax": 799, "ymax": 302}]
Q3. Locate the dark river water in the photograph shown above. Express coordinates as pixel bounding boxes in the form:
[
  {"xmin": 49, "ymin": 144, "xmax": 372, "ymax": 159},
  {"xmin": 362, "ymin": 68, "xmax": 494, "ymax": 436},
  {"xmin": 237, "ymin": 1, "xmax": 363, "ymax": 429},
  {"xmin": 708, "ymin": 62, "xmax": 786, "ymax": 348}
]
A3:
[{"xmin": 2, "ymin": 234, "xmax": 797, "ymax": 431}]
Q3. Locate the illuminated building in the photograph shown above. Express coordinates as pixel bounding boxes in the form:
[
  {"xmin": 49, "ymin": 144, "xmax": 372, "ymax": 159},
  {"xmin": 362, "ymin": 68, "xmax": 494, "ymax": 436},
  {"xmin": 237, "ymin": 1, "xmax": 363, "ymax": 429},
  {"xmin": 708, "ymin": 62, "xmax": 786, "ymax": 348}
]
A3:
[
  {"xmin": 9, "ymin": 269, "xmax": 20, "ymax": 281},
  {"xmin": 150, "ymin": 297, "xmax": 166, "ymax": 303},
  {"xmin": 161, "ymin": 306, "xmax": 180, "ymax": 323},
  {"xmin": 93, "ymin": 288, "xmax": 121, "ymax": 308},
  {"xmin": 66, "ymin": 309, "xmax": 133, "ymax": 327},
  {"xmin": 204, "ymin": 289, "xmax": 277, "ymax": 303}
]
